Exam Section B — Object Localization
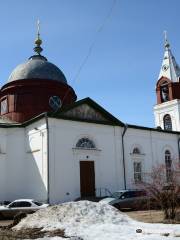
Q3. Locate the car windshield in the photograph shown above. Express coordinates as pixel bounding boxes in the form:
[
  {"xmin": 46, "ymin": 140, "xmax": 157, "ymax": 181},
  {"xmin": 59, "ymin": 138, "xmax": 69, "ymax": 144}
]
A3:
[
  {"xmin": 111, "ymin": 191, "xmax": 125, "ymax": 199},
  {"xmin": 32, "ymin": 201, "xmax": 43, "ymax": 206}
]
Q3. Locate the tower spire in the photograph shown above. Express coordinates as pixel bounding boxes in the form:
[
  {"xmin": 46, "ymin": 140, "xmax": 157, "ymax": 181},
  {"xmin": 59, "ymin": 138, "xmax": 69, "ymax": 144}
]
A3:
[
  {"xmin": 34, "ymin": 20, "xmax": 43, "ymax": 55},
  {"xmin": 164, "ymin": 30, "xmax": 170, "ymax": 49},
  {"xmin": 158, "ymin": 32, "xmax": 180, "ymax": 82}
]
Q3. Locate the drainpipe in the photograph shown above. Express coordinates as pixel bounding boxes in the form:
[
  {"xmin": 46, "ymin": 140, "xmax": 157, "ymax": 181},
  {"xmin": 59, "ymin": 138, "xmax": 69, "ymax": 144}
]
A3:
[
  {"xmin": 122, "ymin": 124, "xmax": 128, "ymax": 190},
  {"xmin": 178, "ymin": 138, "xmax": 180, "ymax": 162},
  {"xmin": 45, "ymin": 112, "xmax": 50, "ymax": 204}
]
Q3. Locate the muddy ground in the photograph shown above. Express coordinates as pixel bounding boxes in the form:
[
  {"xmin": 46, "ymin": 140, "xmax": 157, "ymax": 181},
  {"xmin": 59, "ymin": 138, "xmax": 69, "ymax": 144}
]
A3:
[
  {"xmin": 126, "ymin": 209, "xmax": 180, "ymax": 223},
  {"xmin": 126, "ymin": 210, "xmax": 164, "ymax": 223}
]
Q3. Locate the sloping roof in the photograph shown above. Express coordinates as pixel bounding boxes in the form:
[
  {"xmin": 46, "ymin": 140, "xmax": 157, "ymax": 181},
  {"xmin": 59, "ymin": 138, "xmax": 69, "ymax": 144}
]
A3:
[
  {"xmin": 127, "ymin": 124, "xmax": 180, "ymax": 135},
  {"xmin": 48, "ymin": 97, "xmax": 124, "ymax": 126},
  {"xmin": 0, "ymin": 98, "xmax": 179, "ymax": 136},
  {"xmin": 0, "ymin": 98, "xmax": 124, "ymax": 128}
]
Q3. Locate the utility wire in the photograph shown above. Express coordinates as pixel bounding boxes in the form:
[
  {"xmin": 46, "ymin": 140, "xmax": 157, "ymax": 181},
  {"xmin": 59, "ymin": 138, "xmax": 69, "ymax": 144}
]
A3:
[{"xmin": 61, "ymin": 0, "xmax": 118, "ymax": 105}]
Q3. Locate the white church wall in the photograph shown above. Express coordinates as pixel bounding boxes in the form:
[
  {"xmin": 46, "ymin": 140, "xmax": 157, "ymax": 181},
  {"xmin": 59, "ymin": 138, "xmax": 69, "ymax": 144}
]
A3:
[
  {"xmin": 48, "ymin": 118, "xmax": 124, "ymax": 204},
  {"xmin": 0, "ymin": 118, "xmax": 48, "ymax": 202},
  {"xmin": 124, "ymin": 127, "xmax": 179, "ymax": 189},
  {"xmin": 4, "ymin": 127, "xmax": 26, "ymax": 201},
  {"xmin": 0, "ymin": 128, "xmax": 8, "ymax": 202},
  {"xmin": 1, "ymin": 116, "xmax": 179, "ymax": 204},
  {"xmin": 24, "ymin": 118, "xmax": 48, "ymax": 202}
]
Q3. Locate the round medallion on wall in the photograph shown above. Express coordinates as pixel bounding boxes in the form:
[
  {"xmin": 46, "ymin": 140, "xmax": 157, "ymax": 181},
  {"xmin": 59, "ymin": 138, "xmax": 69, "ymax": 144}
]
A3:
[{"xmin": 49, "ymin": 96, "xmax": 62, "ymax": 112}]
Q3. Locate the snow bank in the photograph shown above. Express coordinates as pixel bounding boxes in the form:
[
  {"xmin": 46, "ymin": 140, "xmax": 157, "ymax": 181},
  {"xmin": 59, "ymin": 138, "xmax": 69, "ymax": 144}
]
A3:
[
  {"xmin": 14, "ymin": 201, "xmax": 131, "ymax": 230},
  {"xmin": 14, "ymin": 201, "xmax": 180, "ymax": 240}
]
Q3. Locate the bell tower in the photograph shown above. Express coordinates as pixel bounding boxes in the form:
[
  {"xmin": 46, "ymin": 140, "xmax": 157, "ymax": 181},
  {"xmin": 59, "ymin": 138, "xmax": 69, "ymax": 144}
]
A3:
[{"xmin": 154, "ymin": 32, "xmax": 180, "ymax": 131}]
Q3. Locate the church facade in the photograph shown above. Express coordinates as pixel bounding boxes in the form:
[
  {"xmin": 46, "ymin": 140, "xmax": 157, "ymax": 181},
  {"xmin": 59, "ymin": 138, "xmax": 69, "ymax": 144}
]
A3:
[{"xmin": 0, "ymin": 33, "xmax": 179, "ymax": 204}]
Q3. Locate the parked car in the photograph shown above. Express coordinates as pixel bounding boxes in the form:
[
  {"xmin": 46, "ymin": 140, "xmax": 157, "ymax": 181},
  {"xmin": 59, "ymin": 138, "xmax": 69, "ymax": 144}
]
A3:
[
  {"xmin": 0, "ymin": 199, "xmax": 49, "ymax": 219},
  {"xmin": 100, "ymin": 189, "xmax": 151, "ymax": 210}
]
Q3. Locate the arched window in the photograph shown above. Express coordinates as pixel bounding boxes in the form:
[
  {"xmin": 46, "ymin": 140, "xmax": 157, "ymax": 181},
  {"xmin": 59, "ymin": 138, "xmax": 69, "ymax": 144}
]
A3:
[
  {"xmin": 163, "ymin": 114, "xmax": 172, "ymax": 131},
  {"xmin": 132, "ymin": 147, "xmax": 143, "ymax": 183},
  {"xmin": 165, "ymin": 150, "xmax": 172, "ymax": 182},
  {"xmin": 132, "ymin": 147, "xmax": 141, "ymax": 154},
  {"xmin": 76, "ymin": 138, "xmax": 96, "ymax": 149}
]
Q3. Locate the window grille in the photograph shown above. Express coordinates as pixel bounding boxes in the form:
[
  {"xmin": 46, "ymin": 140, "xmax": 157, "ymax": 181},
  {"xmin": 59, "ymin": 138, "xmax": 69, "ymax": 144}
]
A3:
[{"xmin": 76, "ymin": 138, "xmax": 96, "ymax": 149}]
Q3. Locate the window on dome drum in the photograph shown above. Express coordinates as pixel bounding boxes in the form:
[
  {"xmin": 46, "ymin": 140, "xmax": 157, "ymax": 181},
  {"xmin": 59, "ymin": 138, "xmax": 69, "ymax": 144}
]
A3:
[
  {"xmin": 0, "ymin": 98, "xmax": 8, "ymax": 115},
  {"xmin": 133, "ymin": 162, "xmax": 142, "ymax": 183},
  {"xmin": 76, "ymin": 138, "xmax": 96, "ymax": 149},
  {"xmin": 160, "ymin": 81, "xmax": 169, "ymax": 102},
  {"xmin": 165, "ymin": 150, "xmax": 172, "ymax": 182},
  {"xmin": 163, "ymin": 114, "xmax": 172, "ymax": 131},
  {"xmin": 132, "ymin": 147, "xmax": 141, "ymax": 154}
]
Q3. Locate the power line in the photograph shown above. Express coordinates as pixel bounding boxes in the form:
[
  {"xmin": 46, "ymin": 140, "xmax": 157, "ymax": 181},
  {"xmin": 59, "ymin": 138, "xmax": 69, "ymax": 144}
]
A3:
[{"xmin": 62, "ymin": 0, "xmax": 118, "ymax": 104}]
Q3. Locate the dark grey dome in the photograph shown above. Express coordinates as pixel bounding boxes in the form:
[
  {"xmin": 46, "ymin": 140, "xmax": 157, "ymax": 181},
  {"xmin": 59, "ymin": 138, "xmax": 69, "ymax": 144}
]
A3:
[{"xmin": 8, "ymin": 55, "xmax": 67, "ymax": 84}]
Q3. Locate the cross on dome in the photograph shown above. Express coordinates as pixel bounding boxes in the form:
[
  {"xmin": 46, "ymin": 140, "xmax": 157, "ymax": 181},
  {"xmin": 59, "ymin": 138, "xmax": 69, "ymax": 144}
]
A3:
[
  {"xmin": 37, "ymin": 19, "xmax": 40, "ymax": 38},
  {"xmin": 34, "ymin": 20, "xmax": 43, "ymax": 55}
]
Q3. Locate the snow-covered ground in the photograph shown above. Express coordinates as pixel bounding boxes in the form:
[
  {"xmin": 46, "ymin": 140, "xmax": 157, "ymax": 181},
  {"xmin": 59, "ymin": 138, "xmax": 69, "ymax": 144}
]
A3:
[{"xmin": 14, "ymin": 201, "xmax": 180, "ymax": 240}]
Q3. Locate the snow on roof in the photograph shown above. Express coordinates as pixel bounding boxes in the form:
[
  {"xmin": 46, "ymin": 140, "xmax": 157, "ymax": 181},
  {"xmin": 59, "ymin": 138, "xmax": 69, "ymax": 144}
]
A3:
[{"xmin": 14, "ymin": 201, "xmax": 180, "ymax": 240}]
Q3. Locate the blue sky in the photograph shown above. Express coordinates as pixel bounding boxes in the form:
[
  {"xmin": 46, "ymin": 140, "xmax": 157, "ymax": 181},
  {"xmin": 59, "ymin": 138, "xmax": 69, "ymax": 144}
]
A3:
[{"xmin": 0, "ymin": 0, "xmax": 180, "ymax": 127}]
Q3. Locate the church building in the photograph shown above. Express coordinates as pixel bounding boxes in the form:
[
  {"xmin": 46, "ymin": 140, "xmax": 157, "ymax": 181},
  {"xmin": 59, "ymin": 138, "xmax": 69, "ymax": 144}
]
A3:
[{"xmin": 0, "ymin": 30, "xmax": 179, "ymax": 204}]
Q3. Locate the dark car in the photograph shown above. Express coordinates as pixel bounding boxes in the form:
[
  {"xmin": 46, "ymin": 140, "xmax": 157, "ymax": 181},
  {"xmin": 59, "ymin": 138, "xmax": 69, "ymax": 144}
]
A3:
[
  {"xmin": 0, "ymin": 199, "xmax": 49, "ymax": 219},
  {"xmin": 100, "ymin": 189, "xmax": 151, "ymax": 210}
]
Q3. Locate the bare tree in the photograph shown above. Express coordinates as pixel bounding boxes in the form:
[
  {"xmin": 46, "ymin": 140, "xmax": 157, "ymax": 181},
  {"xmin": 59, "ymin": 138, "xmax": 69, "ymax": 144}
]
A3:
[{"xmin": 139, "ymin": 162, "xmax": 180, "ymax": 221}]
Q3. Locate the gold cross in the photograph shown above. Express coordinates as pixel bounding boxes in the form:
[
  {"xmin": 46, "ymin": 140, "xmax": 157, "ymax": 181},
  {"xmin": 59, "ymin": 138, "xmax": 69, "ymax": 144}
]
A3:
[{"xmin": 37, "ymin": 19, "xmax": 40, "ymax": 39}]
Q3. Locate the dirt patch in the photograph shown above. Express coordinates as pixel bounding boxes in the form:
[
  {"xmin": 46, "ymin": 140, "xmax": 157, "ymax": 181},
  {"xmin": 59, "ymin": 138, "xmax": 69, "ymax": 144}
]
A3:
[
  {"xmin": 0, "ymin": 227, "xmax": 67, "ymax": 239},
  {"xmin": 126, "ymin": 210, "xmax": 164, "ymax": 223},
  {"xmin": 0, "ymin": 221, "xmax": 13, "ymax": 227},
  {"xmin": 0, "ymin": 218, "xmax": 67, "ymax": 240},
  {"xmin": 126, "ymin": 210, "xmax": 180, "ymax": 224}
]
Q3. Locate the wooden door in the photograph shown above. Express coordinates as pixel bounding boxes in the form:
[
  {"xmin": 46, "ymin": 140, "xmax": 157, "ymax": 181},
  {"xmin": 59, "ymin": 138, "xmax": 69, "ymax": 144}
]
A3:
[{"xmin": 80, "ymin": 161, "xmax": 95, "ymax": 197}]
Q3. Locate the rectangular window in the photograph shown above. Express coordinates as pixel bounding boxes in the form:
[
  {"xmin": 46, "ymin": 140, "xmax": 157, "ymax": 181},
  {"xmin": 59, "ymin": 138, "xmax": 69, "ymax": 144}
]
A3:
[
  {"xmin": 134, "ymin": 162, "xmax": 142, "ymax": 183},
  {"xmin": 1, "ymin": 98, "xmax": 8, "ymax": 115}
]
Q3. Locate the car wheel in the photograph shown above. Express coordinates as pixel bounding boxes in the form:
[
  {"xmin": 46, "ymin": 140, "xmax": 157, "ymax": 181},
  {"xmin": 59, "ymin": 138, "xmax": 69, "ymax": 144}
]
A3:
[{"xmin": 0, "ymin": 213, "xmax": 4, "ymax": 220}]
